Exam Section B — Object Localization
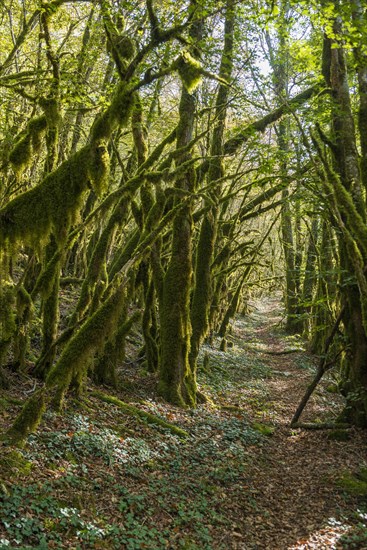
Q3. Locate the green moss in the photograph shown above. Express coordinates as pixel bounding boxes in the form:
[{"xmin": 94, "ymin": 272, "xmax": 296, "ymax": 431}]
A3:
[
  {"xmin": 158, "ymin": 205, "xmax": 196, "ymax": 407},
  {"xmin": 9, "ymin": 115, "xmax": 47, "ymax": 174},
  {"xmin": 175, "ymin": 51, "xmax": 203, "ymax": 94},
  {"xmin": 190, "ymin": 213, "xmax": 216, "ymax": 369},
  {"xmin": 94, "ymin": 310, "xmax": 140, "ymax": 386},
  {"xmin": 13, "ymin": 285, "xmax": 34, "ymax": 370},
  {"xmin": 326, "ymin": 383, "xmax": 339, "ymax": 394},
  {"xmin": 1, "ymin": 83, "xmax": 136, "ymax": 251},
  {"xmin": 94, "ymin": 311, "xmax": 141, "ymax": 388},
  {"xmin": 28, "ymin": 114, "xmax": 48, "ymax": 135},
  {"xmin": 253, "ymin": 422, "xmax": 275, "ymax": 436},
  {"xmin": 16, "ymin": 285, "xmax": 32, "ymax": 316},
  {"xmin": 144, "ymin": 186, "xmax": 166, "ymax": 230},
  {"xmin": 72, "ymin": 197, "xmax": 130, "ymax": 323},
  {"xmin": 0, "ymin": 282, "xmax": 16, "ymax": 365},
  {"xmin": 88, "ymin": 140, "xmax": 110, "ymax": 195},
  {"xmin": 91, "ymin": 391, "xmax": 189, "ymax": 438},
  {"xmin": 39, "ymin": 98, "xmax": 60, "ymax": 127},
  {"xmin": 91, "ymin": 83, "xmax": 134, "ymax": 142},
  {"xmin": 37, "ymin": 240, "xmax": 61, "ymax": 379},
  {"xmin": 334, "ymin": 177, "xmax": 367, "ymax": 257},
  {"xmin": 0, "ymin": 147, "xmax": 89, "ymax": 249},
  {"xmin": 0, "ymin": 449, "xmax": 32, "ymax": 476},
  {"xmin": 117, "ymin": 35, "xmax": 136, "ymax": 60},
  {"xmin": 108, "ymin": 228, "xmax": 140, "ymax": 280},
  {"xmin": 337, "ymin": 470, "xmax": 367, "ymax": 496},
  {"xmin": 9, "ymin": 133, "xmax": 32, "ymax": 173},
  {"xmin": 220, "ymin": 338, "xmax": 227, "ymax": 352},
  {"xmin": 32, "ymin": 250, "xmax": 62, "ymax": 299},
  {"xmin": 5, "ymin": 389, "xmax": 46, "ymax": 447},
  {"xmin": 46, "ymin": 286, "xmax": 126, "ymax": 401}
]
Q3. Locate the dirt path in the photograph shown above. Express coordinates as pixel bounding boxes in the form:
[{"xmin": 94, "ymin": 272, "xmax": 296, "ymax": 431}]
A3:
[{"xmin": 233, "ymin": 296, "xmax": 367, "ymax": 549}]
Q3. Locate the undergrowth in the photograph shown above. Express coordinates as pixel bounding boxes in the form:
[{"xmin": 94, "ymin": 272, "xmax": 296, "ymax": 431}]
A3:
[{"xmin": 1, "ymin": 302, "xmax": 363, "ymax": 549}]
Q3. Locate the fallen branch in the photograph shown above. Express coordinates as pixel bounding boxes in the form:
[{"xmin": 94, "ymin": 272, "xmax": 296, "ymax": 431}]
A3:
[
  {"xmin": 243, "ymin": 345, "xmax": 302, "ymax": 355},
  {"xmin": 90, "ymin": 390, "xmax": 189, "ymax": 438},
  {"xmin": 290, "ymin": 307, "xmax": 345, "ymax": 427},
  {"xmin": 291, "ymin": 422, "xmax": 350, "ymax": 430},
  {"xmin": 263, "ymin": 349, "xmax": 303, "ymax": 355}
]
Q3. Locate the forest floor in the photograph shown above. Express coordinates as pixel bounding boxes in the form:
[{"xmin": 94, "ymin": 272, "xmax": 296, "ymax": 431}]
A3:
[{"xmin": 1, "ymin": 295, "xmax": 367, "ymax": 549}]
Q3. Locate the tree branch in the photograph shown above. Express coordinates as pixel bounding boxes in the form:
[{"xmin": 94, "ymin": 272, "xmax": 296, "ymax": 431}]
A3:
[{"xmin": 224, "ymin": 84, "xmax": 321, "ymax": 155}]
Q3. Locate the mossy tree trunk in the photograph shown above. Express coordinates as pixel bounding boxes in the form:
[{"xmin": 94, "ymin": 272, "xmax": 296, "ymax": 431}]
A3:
[
  {"xmin": 133, "ymin": 95, "xmax": 159, "ymax": 373},
  {"xmin": 158, "ymin": 8, "xmax": 203, "ymax": 406},
  {"xmin": 36, "ymin": 236, "xmax": 60, "ymax": 378},
  {"xmin": 309, "ymin": 222, "xmax": 337, "ymax": 354},
  {"xmin": 280, "ymin": 187, "xmax": 301, "ymax": 333},
  {"xmin": 320, "ymin": 8, "xmax": 367, "ymax": 426},
  {"xmin": 267, "ymin": 3, "xmax": 302, "ymax": 334},
  {"xmin": 33, "ymin": 12, "xmax": 62, "ymax": 377},
  {"xmin": 300, "ymin": 216, "xmax": 319, "ymax": 337},
  {"xmin": 351, "ymin": 0, "xmax": 367, "ymax": 198},
  {"xmin": 189, "ymin": 0, "xmax": 235, "ymax": 370},
  {"xmin": 158, "ymin": 88, "xmax": 197, "ymax": 406}
]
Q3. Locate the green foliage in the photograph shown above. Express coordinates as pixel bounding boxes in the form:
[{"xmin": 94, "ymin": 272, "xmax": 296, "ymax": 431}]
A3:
[
  {"xmin": 337, "ymin": 469, "xmax": 367, "ymax": 496},
  {"xmin": 0, "ymin": 482, "xmax": 107, "ymax": 548},
  {"xmin": 339, "ymin": 509, "xmax": 367, "ymax": 549},
  {"xmin": 26, "ymin": 415, "xmax": 160, "ymax": 467}
]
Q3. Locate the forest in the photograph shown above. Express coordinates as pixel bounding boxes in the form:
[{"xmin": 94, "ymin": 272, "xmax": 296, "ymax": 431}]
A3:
[{"xmin": 0, "ymin": 0, "xmax": 367, "ymax": 547}]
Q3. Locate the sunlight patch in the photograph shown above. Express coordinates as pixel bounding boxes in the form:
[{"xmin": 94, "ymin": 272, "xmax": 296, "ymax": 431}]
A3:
[{"xmin": 289, "ymin": 517, "xmax": 351, "ymax": 549}]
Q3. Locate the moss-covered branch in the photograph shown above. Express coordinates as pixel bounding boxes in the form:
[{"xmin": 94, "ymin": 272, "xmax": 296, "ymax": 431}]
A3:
[
  {"xmin": 46, "ymin": 283, "xmax": 127, "ymax": 408},
  {"xmin": 0, "ymin": 81, "xmax": 134, "ymax": 249},
  {"xmin": 90, "ymin": 391, "xmax": 188, "ymax": 438},
  {"xmin": 224, "ymin": 84, "xmax": 320, "ymax": 155}
]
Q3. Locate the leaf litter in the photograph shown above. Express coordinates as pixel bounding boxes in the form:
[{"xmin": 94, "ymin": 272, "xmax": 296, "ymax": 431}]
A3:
[{"xmin": 0, "ymin": 295, "xmax": 367, "ymax": 549}]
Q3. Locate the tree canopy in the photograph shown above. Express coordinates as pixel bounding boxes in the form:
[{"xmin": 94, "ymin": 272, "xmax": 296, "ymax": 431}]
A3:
[{"xmin": 1, "ymin": 0, "xmax": 367, "ymax": 520}]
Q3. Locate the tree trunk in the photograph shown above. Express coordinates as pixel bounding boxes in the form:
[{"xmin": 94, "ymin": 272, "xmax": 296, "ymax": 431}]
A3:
[
  {"xmin": 321, "ymin": 6, "xmax": 367, "ymax": 426},
  {"xmin": 158, "ymin": 16, "xmax": 200, "ymax": 405},
  {"xmin": 189, "ymin": 0, "xmax": 235, "ymax": 368}
]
